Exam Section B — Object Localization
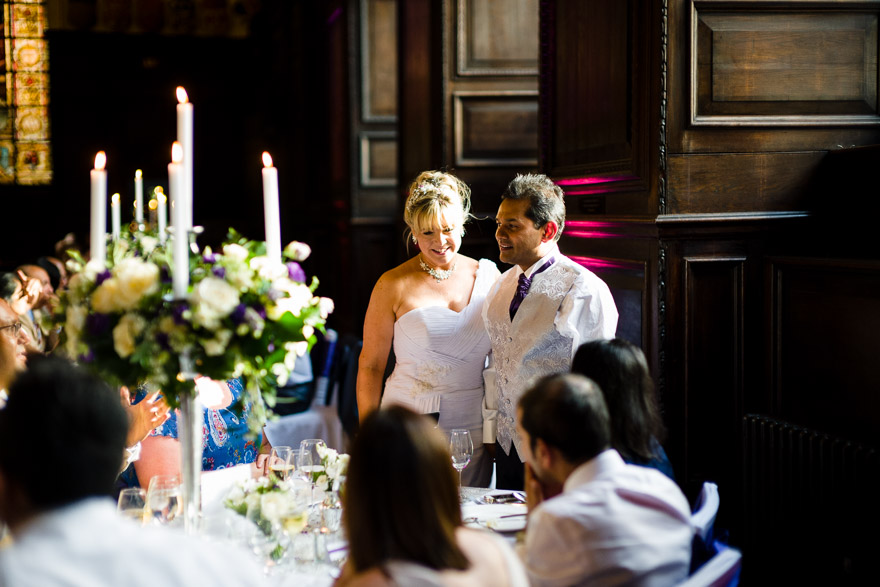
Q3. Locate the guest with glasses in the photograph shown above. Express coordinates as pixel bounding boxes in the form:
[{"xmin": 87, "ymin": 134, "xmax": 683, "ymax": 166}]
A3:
[
  {"xmin": 0, "ymin": 299, "xmax": 31, "ymax": 406},
  {"xmin": 0, "ymin": 271, "xmax": 42, "ymax": 354}
]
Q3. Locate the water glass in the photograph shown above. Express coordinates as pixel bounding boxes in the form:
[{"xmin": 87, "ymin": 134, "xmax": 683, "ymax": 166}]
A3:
[
  {"xmin": 449, "ymin": 429, "xmax": 473, "ymax": 498},
  {"xmin": 117, "ymin": 488, "xmax": 147, "ymax": 525},
  {"xmin": 267, "ymin": 446, "xmax": 295, "ymax": 481},
  {"xmin": 146, "ymin": 474, "xmax": 182, "ymax": 526}
]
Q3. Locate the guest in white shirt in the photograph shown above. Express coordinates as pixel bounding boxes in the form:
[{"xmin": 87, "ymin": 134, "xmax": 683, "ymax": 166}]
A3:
[
  {"xmin": 516, "ymin": 373, "xmax": 693, "ymax": 587},
  {"xmin": 0, "ymin": 356, "xmax": 268, "ymax": 587},
  {"xmin": 335, "ymin": 405, "xmax": 528, "ymax": 587},
  {"xmin": 483, "ymin": 173, "xmax": 618, "ymax": 489}
]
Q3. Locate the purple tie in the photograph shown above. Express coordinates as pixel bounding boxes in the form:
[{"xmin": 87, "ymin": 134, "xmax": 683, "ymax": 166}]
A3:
[{"xmin": 509, "ymin": 257, "xmax": 555, "ymax": 320}]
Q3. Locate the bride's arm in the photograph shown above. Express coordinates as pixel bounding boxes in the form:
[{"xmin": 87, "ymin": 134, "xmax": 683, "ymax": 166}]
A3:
[{"xmin": 357, "ymin": 274, "xmax": 397, "ymax": 423}]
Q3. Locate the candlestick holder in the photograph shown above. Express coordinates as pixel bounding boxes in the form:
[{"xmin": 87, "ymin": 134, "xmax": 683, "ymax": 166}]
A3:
[
  {"xmin": 189, "ymin": 226, "xmax": 204, "ymax": 255},
  {"xmin": 177, "ymin": 346, "xmax": 203, "ymax": 536}
]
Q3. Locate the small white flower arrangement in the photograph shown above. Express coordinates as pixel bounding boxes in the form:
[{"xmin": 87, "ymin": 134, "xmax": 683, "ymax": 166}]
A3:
[{"xmin": 312, "ymin": 445, "xmax": 350, "ymax": 493}]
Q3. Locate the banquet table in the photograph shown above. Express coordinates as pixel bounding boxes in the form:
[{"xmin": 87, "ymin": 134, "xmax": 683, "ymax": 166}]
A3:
[{"xmin": 199, "ymin": 465, "xmax": 528, "ymax": 586}]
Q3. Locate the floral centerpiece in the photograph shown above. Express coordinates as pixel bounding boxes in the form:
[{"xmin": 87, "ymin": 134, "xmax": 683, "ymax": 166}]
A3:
[
  {"xmin": 56, "ymin": 227, "xmax": 333, "ymax": 435},
  {"xmin": 224, "ymin": 475, "xmax": 304, "ymax": 561},
  {"xmin": 310, "ymin": 445, "xmax": 350, "ymax": 493}
]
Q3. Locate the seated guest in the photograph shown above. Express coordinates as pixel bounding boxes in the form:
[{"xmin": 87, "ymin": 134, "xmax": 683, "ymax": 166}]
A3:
[
  {"xmin": 517, "ymin": 373, "xmax": 692, "ymax": 587},
  {"xmin": 37, "ymin": 255, "xmax": 68, "ymax": 292},
  {"xmin": 0, "ymin": 299, "xmax": 30, "ymax": 403},
  {"xmin": 0, "ymin": 272, "xmax": 41, "ymax": 354},
  {"xmin": 571, "ymin": 338, "xmax": 675, "ymax": 479},
  {"xmin": 17, "ymin": 264, "xmax": 59, "ymax": 352},
  {"xmin": 0, "ymin": 356, "xmax": 268, "ymax": 586},
  {"xmin": 335, "ymin": 405, "xmax": 528, "ymax": 587},
  {"xmin": 118, "ymin": 378, "xmax": 258, "ymax": 488}
]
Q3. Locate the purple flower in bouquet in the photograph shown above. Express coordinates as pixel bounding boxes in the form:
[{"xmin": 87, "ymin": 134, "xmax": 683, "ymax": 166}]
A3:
[
  {"xmin": 78, "ymin": 350, "xmax": 95, "ymax": 363},
  {"xmin": 172, "ymin": 302, "xmax": 190, "ymax": 325},
  {"xmin": 203, "ymin": 251, "xmax": 218, "ymax": 264},
  {"xmin": 212, "ymin": 266, "xmax": 227, "ymax": 279},
  {"xmin": 95, "ymin": 269, "xmax": 112, "ymax": 286},
  {"xmin": 231, "ymin": 304, "xmax": 247, "ymax": 325},
  {"xmin": 286, "ymin": 262, "xmax": 306, "ymax": 283}
]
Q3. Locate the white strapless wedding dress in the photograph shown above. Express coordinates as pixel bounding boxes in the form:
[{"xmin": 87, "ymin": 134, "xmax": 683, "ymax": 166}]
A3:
[{"xmin": 382, "ymin": 259, "xmax": 500, "ymax": 487}]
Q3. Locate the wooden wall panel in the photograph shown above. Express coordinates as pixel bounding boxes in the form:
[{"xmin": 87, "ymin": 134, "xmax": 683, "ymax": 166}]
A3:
[
  {"xmin": 362, "ymin": 0, "xmax": 397, "ymax": 122},
  {"xmin": 457, "ymin": 0, "xmax": 539, "ymax": 75},
  {"xmin": 769, "ymin": 257, "xmax": 880, "ymax": 447},
  {"xmin": 453, "ymin": 91, "xmax": 538, "ymax": 166}
]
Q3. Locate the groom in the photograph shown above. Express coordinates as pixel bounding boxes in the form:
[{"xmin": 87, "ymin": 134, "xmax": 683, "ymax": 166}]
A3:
[{"xmin": 482, "ymin": 173, "xmax": 619, "ymax": 490}]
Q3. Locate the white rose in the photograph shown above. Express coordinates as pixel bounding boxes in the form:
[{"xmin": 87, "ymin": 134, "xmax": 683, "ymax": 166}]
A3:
[
  {"xmin": 283, "ymin": 241, "xmax": 311, "ymax": 261},
  {"xmin": 202, "ymin": 329, "xmax": 233, "ymax": 356},
  {"xmin": 222, "ymin": 243, "xmax": 249, "ymax": 262},
  {"xmin": 83, "ymin": 259, "xmax": 105, "ymax": 281},
  {"xmin": 260, "ymin": 492, "xmax": 288, "ymax": 524},
  {"xmin": 272, "ymin": 363, "xmax": 290, "ymax": 386},
  {"xmin": 337, "ymin": 454, "xmax": 350, "ymax": 476},
  {"xmin": 140, "ymin": 236, "xmax": 159, "ymax": 255},
  {"xmin": 249, "ymin": 256, "xmax": 288, "ymax": 281},
  {"xmin": 114, "ymin": 258, "xmax": 160, "ymax": 310},
  {"xmin": 112, "ymin": 313, "xmax": 147, "ymax": 359},
  {"xmin": 315, "ymin": 474, "xmax": 330, "ymax": 493},
  {"xmin": 190, "ymin": 277, "xmax": 240, "ymax": 329},
  {"xmin": 225, "ymin": 265, "xmax": 254, "ymax": 292},
  {"xmin": 318, "ymin": 297, "xmax": 334, "ymax": 319},
  {"xmin": 92, "ymin": 278, "xmax": 121, "ymax": 313},
  {"xmin": 267, "ymin": 283, "xmax": 313, "ymax": 321}
]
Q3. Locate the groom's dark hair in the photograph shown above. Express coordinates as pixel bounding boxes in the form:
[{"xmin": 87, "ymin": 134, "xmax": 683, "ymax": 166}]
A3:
[{"xmin": 0, "ymin": 356, "xmax": 128, "ymax": 509}]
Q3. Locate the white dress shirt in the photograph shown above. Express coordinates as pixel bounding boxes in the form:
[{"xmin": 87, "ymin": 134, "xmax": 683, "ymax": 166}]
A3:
[
  {"xmin": 0, "ymin": 497, "xmax": 268, "ymax": 587},
  {"xmin": 520, "ymin": 450, "xmax": 693, "ymax": 587},
  {"xmin": 482, "ymin": 244, "xmax": 618, "ymax": 454}
]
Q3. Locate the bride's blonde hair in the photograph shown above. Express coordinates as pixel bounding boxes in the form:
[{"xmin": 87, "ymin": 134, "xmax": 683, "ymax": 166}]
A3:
[{"xmin": 404, "ymin": 171, "xmax": 471, "ymax": 243}]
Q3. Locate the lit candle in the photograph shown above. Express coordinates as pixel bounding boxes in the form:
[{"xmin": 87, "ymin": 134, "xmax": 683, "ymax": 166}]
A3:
[
  {"xmin": 169, "ymin": 142, "xmax": 188, "ymax": 299},
  {"xmin": 90, "ymin": 151, "xmax": 107, "ymax": 265},
  {"xmin": 134, "ymin": 169, "xmax": 144, "ymax": 224},
  {"xmin": 157, "ymin": 188, "xmax": 168, "ymax": 244},
  {"xmin": 261, "ymin": 152, "xmax": 282, "ymax": 264},
  {"xmin": 111, "ymin": 193, "xmax": 121, "ymax": 240},
  {"xmin": 176, "ymin": 87, "xmax": 194, "ymax": 231}
]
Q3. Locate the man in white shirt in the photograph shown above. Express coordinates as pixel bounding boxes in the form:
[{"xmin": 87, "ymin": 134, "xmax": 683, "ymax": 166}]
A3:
[
  {"xmin": 516, "ymin": 373, "xmax": 693, "ymax": 587},
  {"xmin": 0, "ymin": 356, "xmax": 267, "ymax": 587},
  {"xmin": 483, "ymin": 173, "xmax": 618, "ymax": 489}
]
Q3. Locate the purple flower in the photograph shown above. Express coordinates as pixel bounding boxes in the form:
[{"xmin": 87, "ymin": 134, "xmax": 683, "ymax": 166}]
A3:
[
  {"xmin": 172, "ymin": 302, "xmax": 190, "ymax": 325},
  {"xmin": 95, "ymin": 269, "xmax": 112, "ymax": 286},
  {"xmin": 255, "ymin": 305, "xmax": 267, "ymax": 320},
  {"xmin": 78, "ymin": 350, "xmax": 95, "ymax": 363},
  {"xmin": 160, "ymin": 266, "xmax": 171, "ymax": 284},
  {"xmin": 212, "ymin": 266, "xmax": 227, "ymax": 279},
  {"xmin": 203, "ymin": 251, "xmax": 218, "ymax": 264},
  {"xmin": 231, "ymin": 304, "xmax": 247, "ymax": 325},
  {"xmin": 86, "ymin": 313, "xmax": 111, "ymax": 335},
  {"xmin": 286, "ymin": 262, "xmax": 306, "ymax": 283},
  {"xmin": 268, "ymin": 343, "xmax": 275, "ymax": 353}
]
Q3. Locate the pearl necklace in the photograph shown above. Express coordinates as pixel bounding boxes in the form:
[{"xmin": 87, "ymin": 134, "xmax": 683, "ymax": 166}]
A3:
[{"xmin": 419, "ymin": 256, "xmax": 456, "ymax": 282}]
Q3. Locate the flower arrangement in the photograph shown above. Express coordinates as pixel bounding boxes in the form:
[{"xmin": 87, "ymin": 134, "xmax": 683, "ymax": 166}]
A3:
[
  {"xmin": 224, "ymin": 475, "xmax": 301, "ymax": 561},
  {"xmin": 56, "ymin": 227, "xmax": 333, "ymax": 435},
  {"xmin": 311, "ymin": 445, "xmax": 350, "ymax": 493}
]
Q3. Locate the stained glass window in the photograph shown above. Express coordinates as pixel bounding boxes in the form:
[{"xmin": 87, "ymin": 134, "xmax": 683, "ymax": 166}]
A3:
[{"xmin": 1, "ymin": 0, "xmax": 51, "ymax": 185}]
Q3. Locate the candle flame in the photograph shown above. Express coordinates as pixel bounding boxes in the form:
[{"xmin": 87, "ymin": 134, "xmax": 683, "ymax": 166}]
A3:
[
  {"xmin": 262, "ymin": 152, "xmax": 274, "ymax": 168},
  {"xmin": 94, "ymin": 151, "xmax": 106, "ymax": 171},
  {"xmin": 176, "ymin": 86, "xmax": 189, "ymax": 104},
  {"xmin": 171, "ymin": 142, "xmax": 184, "ymax": 163},
  {"xmin": 158, "ymin": 193, "xmax": 167, "ymax": 204},
  {"xmin": 135, "ymin": 169, "xmax": 143, "ymax": 179},
  {"xmin": 149, "ymin": 198, "xmax": 158, "ymax": 211},
  {"xmin": 111, "ymin": 193, "xmax": 120, "ymax": 205}
]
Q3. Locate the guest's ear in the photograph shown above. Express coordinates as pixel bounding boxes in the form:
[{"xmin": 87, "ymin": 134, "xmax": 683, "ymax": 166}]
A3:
[
  {"xmin": 535, "ymin": 438, "xmax": 554, "ymax": 470},
  {"xmin": 541, "ymin": 222, "xmax": 558, "ymax": 242}
]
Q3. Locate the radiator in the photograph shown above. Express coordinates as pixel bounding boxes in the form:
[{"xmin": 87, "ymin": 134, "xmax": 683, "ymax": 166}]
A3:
[{"xmin": 742, "ymin": 414, "xmax": 879, "ymax": 583}]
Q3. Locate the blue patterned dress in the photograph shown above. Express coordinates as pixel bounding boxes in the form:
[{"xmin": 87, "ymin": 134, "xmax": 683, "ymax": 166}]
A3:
[{"xmin": 118, "ymin": 379, "xmax": 258, "ymax": 488}]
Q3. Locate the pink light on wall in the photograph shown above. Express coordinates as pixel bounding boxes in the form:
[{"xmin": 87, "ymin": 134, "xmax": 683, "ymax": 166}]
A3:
[
  {"xmin": 570, "ymin": 255, "xmax": 633, "ymax": 272},
  {"xmin": 556, "ymin": 177, "xmax": 610, "ymax": 186},
  {"xmin": 565, "ymin": 220, "xmax": 625, "ymax": 239}
]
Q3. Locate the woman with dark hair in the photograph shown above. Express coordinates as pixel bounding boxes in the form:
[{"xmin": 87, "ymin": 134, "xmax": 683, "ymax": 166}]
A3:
[
  {"xmin": 335, "ymin": 405, "xmax": 527, "ymax": 587},
  {"xmin": 571, "ymin": 338, "xmax": 675, "ymax": 480}
]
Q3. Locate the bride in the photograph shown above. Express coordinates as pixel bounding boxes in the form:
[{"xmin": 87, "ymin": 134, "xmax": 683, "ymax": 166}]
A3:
[{"xmin": 357, "ymin": 171, "xmax": 500, "ymax": 487}]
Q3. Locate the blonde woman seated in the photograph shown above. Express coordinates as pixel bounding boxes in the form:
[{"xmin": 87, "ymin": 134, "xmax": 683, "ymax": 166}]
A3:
[
  {"xmin": 335, "ymin": 406, "xmax": 528, "ymax": 587},
  {"xmin": 357, "ymin": 171, "xmax": 500, "ymax": 487}
]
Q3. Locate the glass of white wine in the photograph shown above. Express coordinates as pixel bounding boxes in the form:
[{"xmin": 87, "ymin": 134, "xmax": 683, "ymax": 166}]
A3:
[
  {"xmin": 297, "ymin": 439, "xmax": 326, "ymax": 490},
  {"xmin": 267, "ymin": 446, "xmax": 295, "ymax": 481},
  {"xmin": 117, "ymin": 488, "xmax": 147, "ymax": 525},
  {"xmin": 146, "ymin": 474, "xmax": 182, "ymax": 526},
  {"xmin": 449, "ymin": 429, "xmax": 473, "ymax": 500}
]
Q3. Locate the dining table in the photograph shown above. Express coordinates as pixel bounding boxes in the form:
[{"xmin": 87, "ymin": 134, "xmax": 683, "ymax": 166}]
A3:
[{"xmin": 198, "ymin": 464, "xmax": 528, "ymax": 586}]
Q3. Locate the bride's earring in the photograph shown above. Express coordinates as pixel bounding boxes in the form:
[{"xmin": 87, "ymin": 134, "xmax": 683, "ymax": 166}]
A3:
[{"xmin": 412, "ymin": 235, "xmax": 418, "ymax": 244}]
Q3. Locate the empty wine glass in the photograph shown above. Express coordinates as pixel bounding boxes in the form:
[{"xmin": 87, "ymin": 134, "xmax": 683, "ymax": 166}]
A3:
[
  {"xmin": 449, "ymin": 429, "xmax": 473, "ymax": 499},
  {"xmin": 117, "ymin": 488, "xmax": 147, "ymax": 525},
  {"xmin": 146, "ymin": 474, "xmax": 182, "ymax": 526},
  {"xmin": 267, "ymin": 446, "xmax": 295, "ymax": 481}
]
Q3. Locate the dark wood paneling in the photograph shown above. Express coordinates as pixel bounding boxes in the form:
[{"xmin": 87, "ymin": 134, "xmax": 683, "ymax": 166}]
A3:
[
  {"xmin": 456, "ymin": 0, "xmax": 539, "ymax": 76},
  {"xmin": 666, "ymin": 152, "xmax": 825, "ymax": 214},
  {"xmin": 453, "ymin": 92, "xmax": 538, "ymax": 166},
  {"xmin": 359, "ymin": 131, "xmax": 397, "ymax": 187},
  {"xmin": 693, "ymin": 9, "xmax": 879, "ymax": 124},
  {"xmin": 362, "ymin": 0, "xmax": 397, "ymax": 122},
  {"xmin": 541, "ymin": 0, "xmax": 660, "ymax": 212},
  {"xmin": 769, "ymin": 257, "xmax": 880, "ymax": 447}
]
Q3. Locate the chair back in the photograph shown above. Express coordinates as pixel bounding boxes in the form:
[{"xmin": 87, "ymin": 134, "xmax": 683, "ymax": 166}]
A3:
[
  {"xmin": 692, "ymin": 481, "xmax": 720, "ymax": 542},
  {"xmin": 678, "ymin": 543, "xmax": 742, "ymax": 587}
]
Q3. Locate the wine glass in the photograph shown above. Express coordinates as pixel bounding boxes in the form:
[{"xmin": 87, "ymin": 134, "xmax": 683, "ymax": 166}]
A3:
[
  {"xmin": 267, "ymin": 446, "xmax": 295, "ymax": 481},
  {"xmin": 117, "ymin": 488, "xmax": 147, "ymax": 525},
  {"xmin": 146, "ymin": 474, "xmax": 182, "ymax": 526},
  {"xmin": 449, "ymin": 429, "xmax": 473, "ymax": 499},
  {"xmin": 297, "ymin": 439, "xmax": 326, "ymax": 488}
]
